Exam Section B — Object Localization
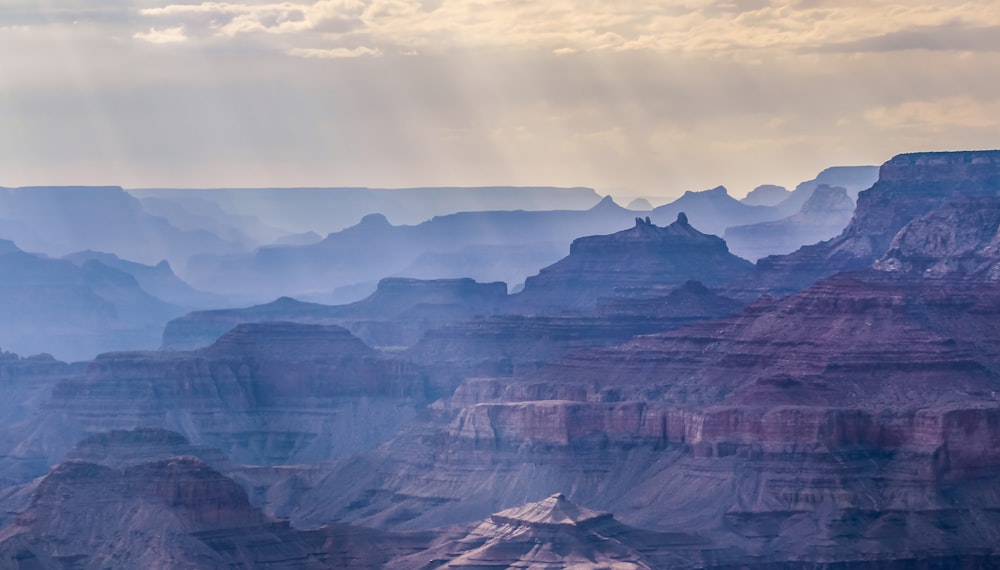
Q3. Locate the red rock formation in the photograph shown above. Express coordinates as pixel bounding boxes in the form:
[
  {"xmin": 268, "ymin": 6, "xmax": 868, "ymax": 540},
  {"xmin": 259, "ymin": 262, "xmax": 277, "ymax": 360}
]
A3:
[
  {"xmin": 0, "ymin": 456, "xmax": 425, "ymax": 568},
  {"xmin": 387, "ymin": 493, "xmax": 710, "ymax": 569},
  {"xmin": 875, "ymin": 196, "xmax": 1000, "ymax": 280},
  {"xmin": 512, "ymin": 214, "xmax": 753, "ymax": 312},
  {"xmin": 0, "ymin": 323, "xmax": 429, "ymax": 482},
  {"xmin": 742, "ymin": 150, "xmax": 1000, "ymax": 297},
  {"xmin": 270, "ymin": 271, "xmax": 1000, "ymax": 568}
]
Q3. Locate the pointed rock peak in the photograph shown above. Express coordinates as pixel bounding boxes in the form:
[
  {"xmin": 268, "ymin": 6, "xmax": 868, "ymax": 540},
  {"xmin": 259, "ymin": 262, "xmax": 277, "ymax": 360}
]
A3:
[
  {"xmin": 676, "ymin": 212, "xmax": 689, "ymax": 225},
  {"xmin": 590, "ymin": 195, "xmax": 622, "ymax": 210},
  {"xmin": 491, "ymin": 492, "xmax": 612, "ymax": 527},
  {"xmin": 681, "ymin": 185, "xmax": 729, "ymax": 199},
  {"xmin": 633, "ymin": 216, "xmax": 654, "ymax": 228}
]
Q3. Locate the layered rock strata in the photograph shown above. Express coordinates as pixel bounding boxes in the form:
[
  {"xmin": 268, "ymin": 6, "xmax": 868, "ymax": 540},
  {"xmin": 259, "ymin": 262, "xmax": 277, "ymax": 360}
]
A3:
[
  {"xmin": 743, "ymin": 150, "xmax": 1000, "ymax": 296},
  {"xmin": 513, "ymin": 214, "xmax": 753, "ymax": 312},
  {"xmin": 268, "ymin": 272, "xmax": 1000, "ymax": 568},
  {"xmin": 0, "ymin": 456, "xmax": 428, "ymax": 569},
  {"xmin": 387, "ymin": 493, "xmax": 712, "ymax": 569},
  {"xmin": 0, "ymin": 322, "xmax": 429, "ymax": 486},
  {"xmin": 162, "ymin": 277, "xmax": 508, "ymax": 350}
]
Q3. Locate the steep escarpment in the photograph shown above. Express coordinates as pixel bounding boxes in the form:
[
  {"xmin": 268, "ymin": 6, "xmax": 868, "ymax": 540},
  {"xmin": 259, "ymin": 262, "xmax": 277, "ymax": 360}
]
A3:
[
  {"xmin": 269, "ymin": 271, "xmax": 1000, "ymax": 569},
  {"xmin": 512, "ymin": 214, "xmax": 753, "ymax": 312},
  {"xmin": 162, "ymin": 277, "xmax": 508, "ymax": 351},
  {"xmin": 407, "ymin": 280, "xmax": 744, "ymax": 381},
  {"xmin": 745, "ymin": 150, "xmax": 1000, "ymax": 296},
  {"xmin": 875, "ymin": 196, "xmax": 1000, "ymax": 280},
  {"xmin": 521, "ymin": 274, "xmax": 1000, "ymax": 408},
  {"xmin": 725, "ymin": 185, "xmax": 855, "ymax": 261},
  {"xmin": 0, "ymin": 456, "xmax": 425, "ymax": 569},
  {"xmin": 0, "ymin": 323, "xmax": 429, "ymax": 484},
  {"xmin": 0, "ymin": 241, "xmax": 185, "ymax": 360}
]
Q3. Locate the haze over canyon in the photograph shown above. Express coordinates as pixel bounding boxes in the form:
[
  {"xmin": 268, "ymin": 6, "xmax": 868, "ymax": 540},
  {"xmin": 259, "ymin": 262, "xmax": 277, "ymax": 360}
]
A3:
[{"xmin": 0, "ymin": 150, "xmax": 997, "ymax": 569}]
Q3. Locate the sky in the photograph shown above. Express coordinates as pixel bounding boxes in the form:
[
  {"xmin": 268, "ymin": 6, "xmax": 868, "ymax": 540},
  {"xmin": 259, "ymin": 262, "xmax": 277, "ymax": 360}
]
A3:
[{"xmin": 1, "ymin": 0, "xmax": 998, "ymax": 200}]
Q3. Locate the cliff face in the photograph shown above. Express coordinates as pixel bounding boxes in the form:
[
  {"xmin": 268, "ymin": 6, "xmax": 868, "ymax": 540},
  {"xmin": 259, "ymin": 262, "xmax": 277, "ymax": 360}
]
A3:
[
  {"xmin": 161, "ymin": 277, "xmax": 508, "ymax": 351},
  {"xmin": 875, "ymin": 196, "xmax": 1000, "ymax": 280},
  {"xmin": 270, "ymin": 271, "xmax": 1000, "ymax": 568},
  {"xmin": 0, "ymin": 456, "xmax": 421, "ymax": 569},
  {"xmin": 0, "ymin": 323, "xmax": 429, "ymax": 484},
  {"xmin": 407, "ymin": 280, "xmax": 745, "ymax": 386},
  {"xmin": 512, "ymin": 214, "xmax": 753, "ymax": 312},
  {"xmin": 745, "ymin": 150, "xmax": 1000, "ymax": 296},
  {"xmin": 0, "ymin": 244, "xmax": 185, "ymax": 361},
  {"xmin": 725, "ymin": 185, "xmax": 856, "ymax": 261}
]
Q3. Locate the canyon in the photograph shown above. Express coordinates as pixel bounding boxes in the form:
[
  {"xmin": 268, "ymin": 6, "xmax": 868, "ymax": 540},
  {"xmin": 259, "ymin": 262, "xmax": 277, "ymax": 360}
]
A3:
[{"xmin": 0, "ymin": 151, "xmax": 998, "ymax": 567}]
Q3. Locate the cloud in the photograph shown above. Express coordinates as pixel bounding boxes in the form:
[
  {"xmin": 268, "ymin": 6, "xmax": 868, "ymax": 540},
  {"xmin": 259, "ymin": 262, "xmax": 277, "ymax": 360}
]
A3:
[
  {"xmin": 140, "ymin": 1, "xmax": 367, "ymax": 37},
  {"xmin": 809, "ymin": 23, "xmax": 1000, "ymax": 53},
  {"xmin": 132, "ymin": 0, "xmax": 1000, "ymax": 58},
  {"xmin": 866, "ymin": 97, "xmax": 1000, "ymax": 130},
  {"xmin": 133, "ymin": 25, "xmax": 188, "ymax": 44},
  {"xmin": 288, "ymin": 45, "xmax": 380, "ymax": 57}
]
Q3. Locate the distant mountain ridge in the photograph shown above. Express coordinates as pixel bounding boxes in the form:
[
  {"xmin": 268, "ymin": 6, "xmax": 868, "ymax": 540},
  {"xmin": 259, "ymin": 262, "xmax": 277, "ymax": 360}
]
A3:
[
  {"xmin": 0, "ymin": 186, "xmax": 246, "ymax": 268},
  {"xmin": 725, "ymin": 184, "xmax": 856, "ymax": 261},
  {"xmin": 0, "ymin": 240, "xmax": 185, "ymax": 360},
  {"xmin": 512, "ymin": 213, "xmax": 753, "ymax": 312},
  {"xmin": 131, "ymin": 185, "xmax": 604, "ymax": 235}
]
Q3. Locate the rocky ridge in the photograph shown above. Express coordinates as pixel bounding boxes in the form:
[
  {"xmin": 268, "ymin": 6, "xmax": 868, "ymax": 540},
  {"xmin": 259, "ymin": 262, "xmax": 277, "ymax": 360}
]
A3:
[
  {"xmin": 743, "ymin": 150, "xmax": 1000, "ymax": 296},
  {"xmin": 0, "ymin": 322, "xmax": 429, "ymax": 487},
  {"xmin": 512, "ymin": 214, "xmax": 753, "ymax": 312},
  {"xmin": 0, "ymin": 455, "xmax": 430, "ymax": 569},
  {"xmin": 725, "ymin": 185, "xmax": 856, "ymax": 261},
  {"xmin": 162, "ymin": 276, "xmax": 508, "ymax": 351}
]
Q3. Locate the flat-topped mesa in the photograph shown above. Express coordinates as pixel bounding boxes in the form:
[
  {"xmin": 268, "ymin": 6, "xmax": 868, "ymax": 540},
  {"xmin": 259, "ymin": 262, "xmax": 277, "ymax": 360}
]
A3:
[
  {"xmin": 490, "ymin": 492, "xmax": 613, "ymax": 529},
  {"xmin": 569, "ymin": 211, "xmax": 722, "ymax": 255},
  {"xmin": 513, "ymin": 213, "xmax": 752, "ymax": 312},
  {"xmin": 201, "ymin": 322, "xmax": 375, "ymax": 360},
  {"xmin": 878, "ymin": 150, "xmax": 1000, "ymax": 183},
  {"xmin": 349, "ymin": 277, "xmax": 508, "ymax": 316},
  {"xmin": 162, "ymin": 277, "xmax": 509, "ymax": 351},
  {"xmin": 744, "ymin": 150, "xmax": 1000, "ymax": 296}
]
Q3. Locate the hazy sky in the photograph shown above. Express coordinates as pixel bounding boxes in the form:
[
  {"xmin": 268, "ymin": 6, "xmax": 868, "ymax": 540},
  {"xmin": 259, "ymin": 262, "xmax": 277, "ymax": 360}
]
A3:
[{"xmin": 1, "ymin": 1, "xmax": 998, "ymax": 199}]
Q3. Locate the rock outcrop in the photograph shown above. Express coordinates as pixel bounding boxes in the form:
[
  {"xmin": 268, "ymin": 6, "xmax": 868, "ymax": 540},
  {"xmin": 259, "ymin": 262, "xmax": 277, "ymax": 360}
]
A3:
[
  {"xmin": 162, "ymin": 276, "xmax": 508, "ymax": 351},
  {"xmin": 0, "ymin": 456, "xmax": 426, "ymax": 569},
  {"xmin": 770, "ymin": 165, "xmax": 878, "ymax": 215},
  {"xmin": 875, "ymin": 195, "xmax": 1000, "ymax": 280},
  {"xmin": 270, "ymin": 271, "xmax": 1000, "ymax": 569},
  {"xmin": 408, "ymin": 280, "xmax": 744, "ymax": 383},
  {"xmin": 512, "ymin": 214, "xmax": 753, "ymax": 312},
  {"xmin": 744, "ymin": 150, "xmax": 1000, "ymax": 296},
  {"xmin": 0, "ymin": 241, "xmax": 185, "ymax": 360},
  {"xmin": 649, "ymin": 186, "xmax": 784, "ymax": 235},
  {"xmin": 387, "ymin": 493, "xmax": 710, "ymax": 569},
  {"xmin": 63, "ymin": 250, "xmax": 225, "ymax": 309},
  {"xmin": 183, "ymin": 197, "xmax": 641, "ymax": 302},
  {"xmin": 0, "ymin": 322, "xmax": 429, "ymax": 485},
  {"xmin": 741, "ymin": 184, "xmax": 790, "ymax": 206},
  {"xmin": 725, "ymin": 185, "xmax": 855, "ymax": 261}
]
